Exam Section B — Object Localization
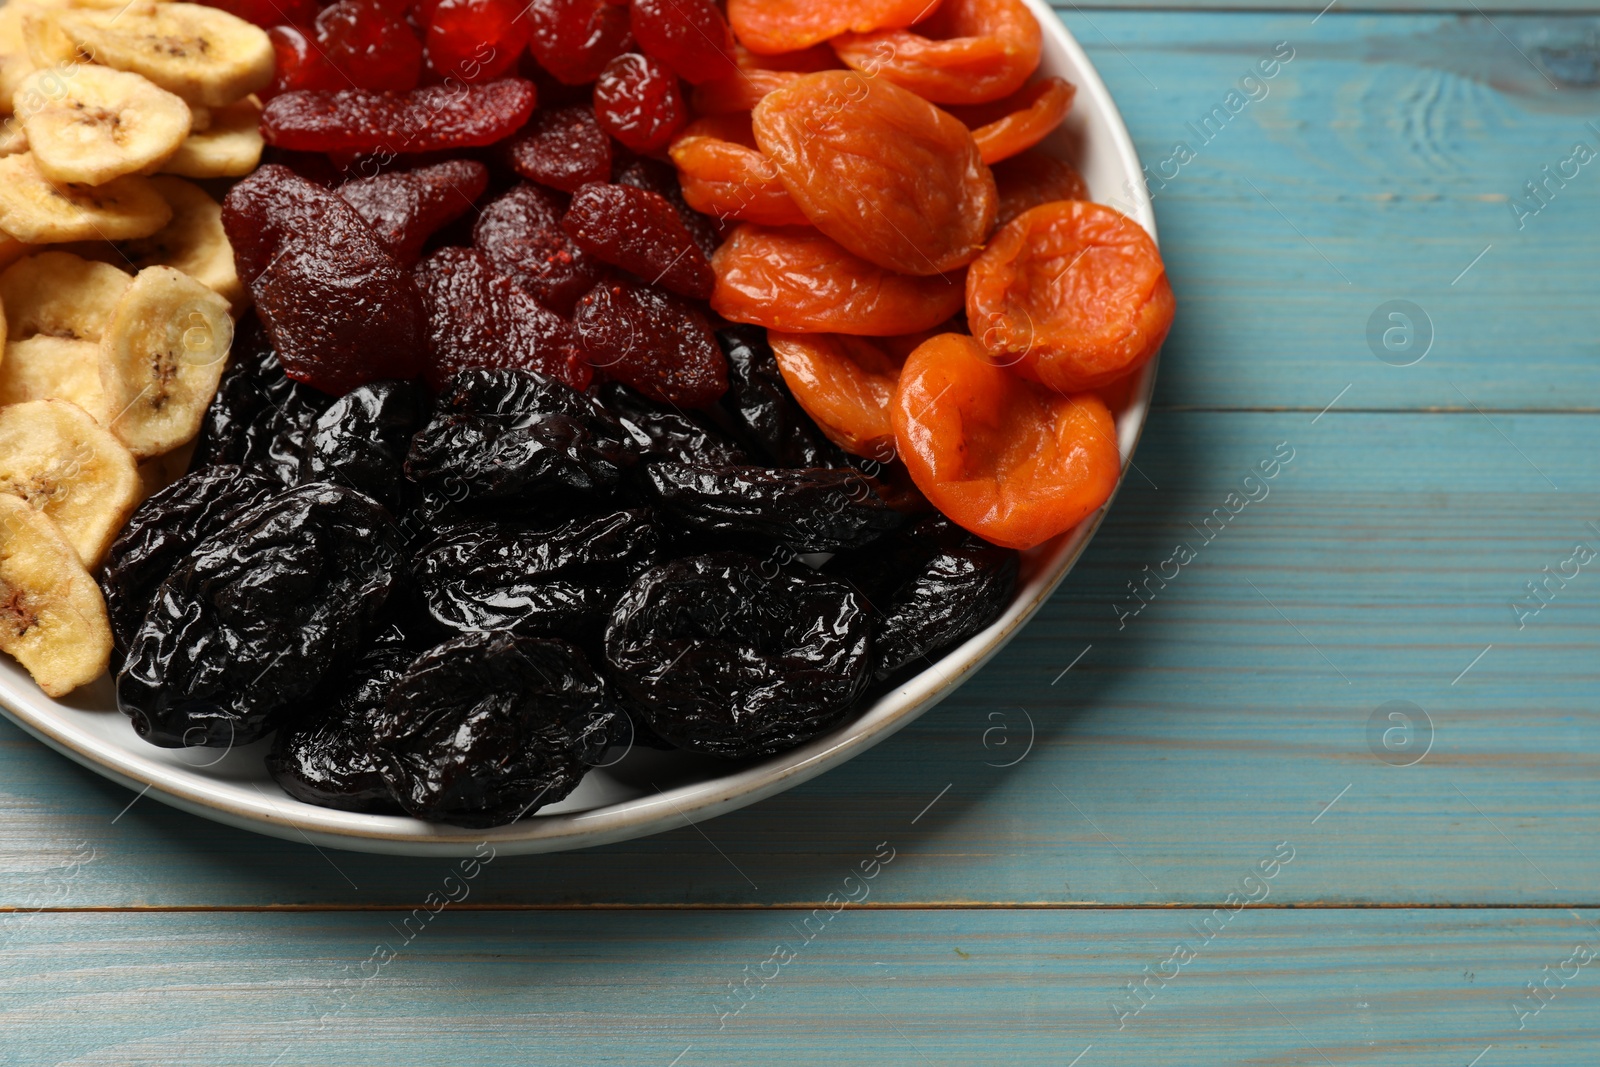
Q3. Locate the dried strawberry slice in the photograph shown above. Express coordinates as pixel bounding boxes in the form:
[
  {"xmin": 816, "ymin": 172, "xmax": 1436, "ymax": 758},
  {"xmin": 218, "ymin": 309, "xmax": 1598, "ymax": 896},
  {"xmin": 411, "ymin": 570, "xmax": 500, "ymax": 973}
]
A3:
[
  {"xmin": 223, "ymin": 165, "xmax": 426, "ymax": 394},
  {"xmin": 414, "ymin": 247, "xmax": 591, "ymax": 393},
  {"xmin": 472, "ymin": 183, "xmax": 603, "ymax": 316},
  {"xmin": 614, "ymin": 155, "xmax": 724, "ymax": 260},
  {"xmin": 525, "ymin": 0, "xmax": 634, "ymax": 86},
  {"xmin": 574, "ymin": 279, "xmax": 728, "ymax": 409},
  {"xmin": 503, "ymin": 105, "xmax": 612, "ymax": 193},
  {"xmin": 562, "ymin": 182, "xmax": 713, "ymax": 299},
  {"xmin": 338, "ymin": 160, "xmax": 488, "ymax": 265},
  {"xmin": 261, "ymin": 78, "xmax": 537, "ymax": 154}
]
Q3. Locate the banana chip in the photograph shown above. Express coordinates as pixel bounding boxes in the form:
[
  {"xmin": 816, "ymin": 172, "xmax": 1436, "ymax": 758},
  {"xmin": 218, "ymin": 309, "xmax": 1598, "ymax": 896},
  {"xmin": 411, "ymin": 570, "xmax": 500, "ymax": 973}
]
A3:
[
  {"xmin": 0, "ymin": 116, "xmax": 26, "ymax": 155},
  {"xmin": 0, "ymin": 152, "xmax": 170, "ymax": 242},
  {"xmin": 17, "ymin": 64, "xmax": 191, "ymax": 185},
  {"xmin": 18, "ymin": 9, "xmax": 82, "ymax": 68},
  {"xmin": 0, "ymin": 336, "xmax": 112, "ymax": 423},
  {"xmin": 54, "ymin": 3, "xmax": 273, "ymax": 108},
  {"xmin": 116, "ymin": 176, "xmax": 242, "ymax": 309},
  {"xmin": 0, "ymin": 250, "xmax": 131, "ymax": 341},
  {"xmin": 0, "ymin": 492, "xmax": 112, "ymax": 697},
  {"xmin": 159, "ymin": 96, "xmax": 260, "ymax": 179}
]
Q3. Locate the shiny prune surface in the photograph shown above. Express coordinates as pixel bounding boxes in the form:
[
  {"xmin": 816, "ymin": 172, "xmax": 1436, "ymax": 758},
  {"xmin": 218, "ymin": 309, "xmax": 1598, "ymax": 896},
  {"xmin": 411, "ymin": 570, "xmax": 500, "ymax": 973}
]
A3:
[
  {"xmin": 597, "ymin": 382, "xmax": 748, "ymax": 466},
  {"xmin": 716, "ymin": 325, "xmax": 851, "ymax": 469},
  {"xmin": 562, "ymin": 182, "xmax": 714, "ymax": 299},
  {"xmin": 645, "ymin": 462, "xmax": 903, "ymax": 552},
  {"xmin": 299, "ymin": 380, "xmax": 430, "ymax": 511},
  {"xmin": 117, "ymin": 484, "xmax": 405, "ymax": 749},
  {"xmin": 604, "ymin": 552, "xmax": 871, "ymax": 758},
  {"xmin": 372, "ymin": 632, "xmax": 618, "ymax": 826},
  {"xmin": 471, "ymin": 182, "xmax": 603, "ymax": 316},
  {"xmin": 573, "ymin": 279, "xmax": 728, "ymax": 409}
]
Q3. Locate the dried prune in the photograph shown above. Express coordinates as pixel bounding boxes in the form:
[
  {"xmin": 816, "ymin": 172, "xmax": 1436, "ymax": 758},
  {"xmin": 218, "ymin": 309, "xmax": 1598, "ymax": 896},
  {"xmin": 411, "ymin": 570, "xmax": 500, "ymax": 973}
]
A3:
[
  {"xmin": 337, "ymin": 159, "xmax": 488, "ymax": 266},
  {"xmin": 117, "ymin": 484, "xmax": 405, "ymax": 748},
  {"xmin": 100, "ymin": 465, "xmax": 280, "ymax": 668},
  {"xmin": 728, "ymin": 0, "xmax": 937, "ymax": 55},
  {"xmin": 563, "ymin": 182, "xmax": 713, "ymax": 299},
  {"xmin": 831, "ymin": 0, "xmax": 1042, "ymax": 105},
  {"xmin": 753, "ymin": 71, "xmax": 996, "ymax": 276},
  {"xmin": 472, "ymin": 183, "xmax": 603, "ymax": 317},
  {"xmin": 574, "ymin": 280, "xmax": 728, "ymax": 409},
  {"xmin": 423, "ymin": 0, "xmax": 529, "ymax": 83},
  {"xmin": 315, "ymin": 0, "xmax": 424, "ymax": 92},
  {"xmin": 414, "ymin": 247, "xmax": 590, "ymax": 392},
  {"xmin": 417, "ymin": 509, "xmax": 659, "ymax": 640},
  {"xmin": 300, "ymin": 381, "xmax": 430, "ymax": 511},
  {"xmin": 525, "ymin": 0, "xmax": 634, "ymax": 86},
  {"xmin": 597, "ymin": 382, "xmax": 749, "ymax": 466},
  {"xmin": 261, "ymin": 78, "xmax": 537, "ymax": 154},
  {"xmin": 372, "ymin": 632, "xmax": 618, "ymax": 826},
  {"xmin": 645, "ymin": 463, "xmax": 902, "ymax": 552},
  {"xmin": 503, "ymin": 105, "xmax": 611, "ymax": 193},
  {"xmin": 769, "ymin": 332, "xmax": 902, "ymax": 462},
  {"xmin": 593, "ymin": 53, "xmax": 687, "ymax": 155},
  {"xmin": 992, "ymin": 148, "xmax": 1089, "ymax": 227},
  {"xmin": 831, "ymin": 515, "xmax": 1018, "ymax": 678},
  {"xmin": 712, "ymin": 225, "xmax": 965, "ymax": 337},
  {"xmin": 716, "ymin": 324, "xmax": 849, "ymax": 468},
  {"xmin": 222, "ymin": 165, "xmax": 427, "ymax": 394},
  {"xmin": 406, "ymin": 368, "xmax": 633, "ymax": 507},
  {"xmin": 630, "ymin": 0, "xmax": 737, "ymax": 84},
  {"xmin": 669, "ymin": 115, "xmax": 806, "ymax": 227},
  {"xmin": 613, "ymin": 156, "xmax": 723, "ymax": 261},
  {"xmin": 604, "ymin": 553, "xmax": 871, "ymax": 758}
]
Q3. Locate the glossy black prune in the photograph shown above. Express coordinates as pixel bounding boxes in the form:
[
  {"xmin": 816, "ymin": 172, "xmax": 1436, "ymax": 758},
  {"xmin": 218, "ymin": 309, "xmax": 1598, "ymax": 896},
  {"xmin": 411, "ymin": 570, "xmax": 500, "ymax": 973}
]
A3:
[
  {"xmin": 117, "ymin": 483, "xmax": 405, "ymax": 748},
  {"xmin": 372, "ymin": 632, "xmax": 618, "ymax": 827},
  {"xmin": 99, "ymin": 465, "xmax": 280, "ymax": 669},
  {"xmin": 405, "ymin": 368, "xmax": 634, "ymax": 508},
  {"xmin": 605, "ymin": 552, "xmax": 871, "ymax": 758},
  {"xmin": 299, "ymin": 380, "xmax": 429, "ymax": 511},
  {"xmin": 715, "ymin": 325, "xmax": 851, "ymax": 469},
  {"xmin": 416, "ymin": 508, "xmax": 660, "ymax": 641},
  {"xmin": 644, "ymin": 462, "xmax": 903, "ymax": 552},
  {"xmin": 597, "ymin": 382, "xmax": 748, "ymax": 466},
  {"xmin": 832, "ymin": 515, "xmax": 1020, "ymax": 679}
]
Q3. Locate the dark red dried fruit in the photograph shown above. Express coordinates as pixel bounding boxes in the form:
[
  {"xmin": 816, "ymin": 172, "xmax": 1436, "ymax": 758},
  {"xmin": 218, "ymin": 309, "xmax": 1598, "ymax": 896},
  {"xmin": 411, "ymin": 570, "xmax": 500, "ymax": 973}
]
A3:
[
  {"xmin": 222, "ymin": 165, "xmax": 426, "ymax": 393},
  {"xmin": 338, "ymin": 159, "xmax": 488, "ymax": 265},
  {"xmin": 593, "ymin": 53, "xmax": 686, "ymax": 154},
  {"xmin": 525, "ymin": 0, "xmax": 634, "ymax": 86},
  {"xmin": 261, "ymin": 78, "xmax": 537, "ymax": 154},
  {"xmin": 213, "ymin": 0, "xmax": 318, "ymax": 28},
  {"xmin": 472, "ymin": 183, "xmax": 603, "ymax": 316},
  {"xmin": 266, "ymin": 26, "xmax": 344, "ymax": 98},
  {"xmin": 562, "ymin": 182, "xmax": 713, "ymax": 299},
  {"xmin": 414, "ymin": 246, "xmax": 591, "ymax": 393},
  {"xmin": 315, "ymin": 0, "xmax": 424, "ymax": 92},
  {"xmin": 574, "ymin": 279, "xmax": 728, "ymax": 409},
  {"xmin": 503, "ymin": 105, "xmax": 612, "ymax": 193},
  {"xmin": 423, "ymin": 0, "xmax": 529, "ymax": 83},
  {"xmin": 613, "ymin": 155, "xmax": 724, "ymax": 260},
  {"xmin": 629, "ymin": 0, "xmax": 737, "ymax": 85}
]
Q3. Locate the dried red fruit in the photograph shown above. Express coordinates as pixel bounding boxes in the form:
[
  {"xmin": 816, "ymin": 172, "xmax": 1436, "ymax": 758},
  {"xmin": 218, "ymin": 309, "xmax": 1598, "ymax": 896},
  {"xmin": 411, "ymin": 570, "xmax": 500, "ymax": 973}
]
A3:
[
  {"xmin": 414, "ymin": 247, "xmax": 591, "ymax": 393},
  {"xmin": 211, "ymin": 0, "xmax": 318, "ymax": 28},
  {"xmin": 266, "ymin": 26, "xmax": 345, "ymax": 98},
  {"xmin": 472, "ymin": 182, "xmax": 603, "ymax": 316},
  {"xmin": 574, "ymin": 280, "xmax": 728, "ymax": 409},
  {"xmin": 315, "ymin": 0, "xmax": 424, "ymax": 92},
  {"xmin": 261, "ymin": 78, "xmax": 537, "ymax": 154},
  {"xmin": 503, "ymin": 105, "xmax": 612, "ymax": 193},
  {"xmin": 630, "ymin": 0, "xmax": 737, "ymax": 85},
  {"xmin": 424, "ymin": 0, "xmax": 529, "ymax": 83},
  {"xmin": 562, "ymin": 182, "xmax": 713, "ymax": 299},
  {"xmin": 613, "ymin": 155, "xmax": 724, "ymax": 260},
  {"xmin": 222, "ymin": 165, "xmax": 427, "ymax": 394},
  {"xmin": 338, "ymin": 159, "xmax": 489, "ymax": 265},
  {"xmin": 525, "ymin": 0, "xmax": 634, "ymax": 86},
  {"xmin": 593, "ymin": 53, "xmax": 687, "ymax": 155}
]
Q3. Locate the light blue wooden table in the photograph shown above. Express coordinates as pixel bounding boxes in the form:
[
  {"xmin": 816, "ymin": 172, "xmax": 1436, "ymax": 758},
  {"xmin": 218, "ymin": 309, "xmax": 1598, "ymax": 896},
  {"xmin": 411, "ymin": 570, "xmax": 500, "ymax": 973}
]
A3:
[{"xmin": 4, "ymin": 4, "xmax": 1598, "ymax": 1064}]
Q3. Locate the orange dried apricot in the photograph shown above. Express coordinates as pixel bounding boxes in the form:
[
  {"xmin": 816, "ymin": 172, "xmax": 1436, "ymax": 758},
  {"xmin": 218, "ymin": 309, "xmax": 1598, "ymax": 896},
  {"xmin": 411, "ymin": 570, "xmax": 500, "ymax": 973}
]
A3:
[
  {"xmin": 831, "ymin": 0, "xmax": 1041, "ymax": 105},
  {"xmin": 967, "ymin": 200, "xmax": 1175, "ymax": 393},
  {"xmin": 669, "ymin": 116, "xmax": 808, "ymax": 226},
  {"xmin": 953, "ymin": 76, "xmax": 1075, "ymax": 164},
  {"xmin": 711, "ymin": 224, "xmax": 965, "ymax": 335},
  {"xmin": 992, "ymin": 148, "xmax": 1088, "ymax": 226},
  {"xmin": 690, "ymin": 41, "xmax": 839, "ymax": 113},
  {"xmin": 770, "ymin": 332, "xmax": 904, "ymax": 460},
  {"xmin": 728, "ymin": 0, "xmax": 941, "ymax": 56},
  {"xmin": 753, "ymin": 71, "xmax": 996, "ymax": 276},
  {"xmin": 892, "ymin": 333, "xmax": 1120, "ymax": 549}
]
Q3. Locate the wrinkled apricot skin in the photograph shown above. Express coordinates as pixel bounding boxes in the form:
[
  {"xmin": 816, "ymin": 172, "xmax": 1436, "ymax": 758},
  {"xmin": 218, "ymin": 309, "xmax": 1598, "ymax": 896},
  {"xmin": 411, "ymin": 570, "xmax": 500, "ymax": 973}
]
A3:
[
  {"xmin": 711, "ymin": 225, "xmax": 965, "ymax": 336},
  {"xmin": 891, "ymin": 333, "xmax": 1120, "ymax": 550},
  {"xmin": 992, "ymin": 148, "xmax": 1089, "ymax": 226},
  {"xmin": 961, "ymin": 77, "xmax": 1076, "ymax": 165},
  {"xmin": 669, "ymin": 116, "xmax": 807, "ymax": 227},
  {"xmin": 729, "ymin": 0, "xmax": 941, "ymax": 56},
  {"xmin": 770, "ymin": 333, "xmax": 903, "ymax": 460},
  {"xmin": 691, "ymin": 41, "xmax": 838, "ymax": 113},
  {"xmin": 831, "ymin": 0, "xmax": 1041, "ymax": 105},
  {"xmin": 967, "ymin": 201, "xmax": 1175, "ymax": 394},
  {"xmin": 753, "ymin": 71, "xmax": 996, "ymax": 276}
]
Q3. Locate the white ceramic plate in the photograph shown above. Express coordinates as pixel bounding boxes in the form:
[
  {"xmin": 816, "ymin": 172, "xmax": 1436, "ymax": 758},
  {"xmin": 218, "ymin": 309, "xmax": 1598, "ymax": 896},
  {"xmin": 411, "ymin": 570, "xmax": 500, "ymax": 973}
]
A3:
[{"xmin": 0, "ymin": 0, "xmax": 1158, "ymax": 856}]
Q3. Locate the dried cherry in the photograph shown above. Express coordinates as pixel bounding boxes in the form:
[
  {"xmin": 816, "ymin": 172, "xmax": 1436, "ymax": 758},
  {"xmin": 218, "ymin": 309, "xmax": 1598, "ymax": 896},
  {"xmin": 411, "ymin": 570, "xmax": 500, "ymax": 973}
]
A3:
[
  {"xmin": 728, "ymin": 0, "xmax": 939, "ymax": 56},
  {"xmin": 424, "ymin": 0, "xmax": 529, "ymax": 83},
  {"xmin": 472, "ymin": 183, "xmax": 603, "ymax": 316},
  {"xmin": 574, "ymin": 280, "xmax": 728, "ymax": 409},
  {"xmin": 630, "ymin": 0, "xmax": 737, "ymax": 85},
  {"xmin": 300, "ymin": 381, "xmax": 430, "ymax": 511},
  {"xmin": 266, "ymin": 26, "xmax": 345, "ymax": 98},
  {"xmin": 525, "ymin": 0, "xmax": 635, "ymax": 86},
  {"xmin": 562, "ymin": 182, "xmax": 713, "ymax": 300},
  {"xmin": 831, "ymin": 0, "xmax": 1041, "ymax": 105},
  {"xmin": 992, "ymin": 148, "xmax": 1088, "ymax": 227},
  {"xmin": 592, "ymin": 53, "xmax": 687, "ymax": 155},
  {"xmin": 769, "ymin": 332, "xmax": 902, "ymax": 462},
  {"xmin": 337, "ymin": 159, "xmax": 489, "ymax": 265},
  {"xmin": 669, "ymin": 115, "xmax": 806, "ymax": 227},
  {"xmin": 503, "ymin": 105, "xmax": 612, "ymax": 193},
  {"xmin": 261, "ymin": 78, "xmax": 537, "ymax": 154},
  {"xmin": 315, "ymin": 0, "xmax": 424, "ymax": 92},
  {"xmin": 644, "ymin": 463, "xmax": 903, "ymax": 552}
]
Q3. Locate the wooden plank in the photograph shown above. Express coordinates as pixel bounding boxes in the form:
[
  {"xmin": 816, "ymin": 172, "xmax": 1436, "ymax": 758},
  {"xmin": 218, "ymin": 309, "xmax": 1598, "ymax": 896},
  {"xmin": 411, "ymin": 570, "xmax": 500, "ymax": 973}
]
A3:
[
  {"xmin": 1, "ymin": 909, "xmax": 1595, "ymax": 1065},
  {"xmin": 2, "ymin": 412, "xmax": 1592, "ymax": 908}
]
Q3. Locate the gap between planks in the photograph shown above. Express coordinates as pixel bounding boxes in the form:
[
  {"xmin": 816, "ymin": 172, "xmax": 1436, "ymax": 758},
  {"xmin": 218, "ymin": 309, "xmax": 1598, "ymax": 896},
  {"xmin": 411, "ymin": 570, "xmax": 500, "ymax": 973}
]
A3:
[{"xmin": 4, "ymin": 902, "xmax": 1598, "ymax": 913}]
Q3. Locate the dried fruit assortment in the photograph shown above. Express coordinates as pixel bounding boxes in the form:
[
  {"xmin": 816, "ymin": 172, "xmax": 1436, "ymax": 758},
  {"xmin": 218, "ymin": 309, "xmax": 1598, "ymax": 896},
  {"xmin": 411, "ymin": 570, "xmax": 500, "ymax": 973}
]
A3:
[{"xmin": 0, "ymin": 0, "xmax": 1174, "ymax": 827}]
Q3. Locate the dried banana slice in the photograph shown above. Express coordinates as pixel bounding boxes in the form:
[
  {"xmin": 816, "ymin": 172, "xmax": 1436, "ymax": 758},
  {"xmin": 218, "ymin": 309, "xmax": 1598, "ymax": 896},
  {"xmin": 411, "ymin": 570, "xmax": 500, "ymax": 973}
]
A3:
[
  {"xmin": 0, "ymin": 250, "xmax": 131, "ymax": 341},
  {"xmin": 0, "ymin": 397, "xmax": 140, "ymax": 567},
  {"xmin": 0, "ymin": 152, "xmax": 170, "ymax": 241},
  {"xmin": 0, "ymin": 234, "xmax": 28, "ymax": 272},
  {"xmin": 54, "ymin": 3, "xmax": 273, "ymax": 108},
  {"xmin": 18, "ymin": 9, "xmax": 81, "ymax": 69},
  {"xmin": 159, "ymin": 96, "xmax": 260, "ymax": 179},
  {"xmin": 116, "ymin": 176, "xmax": 242, "ymax": 309},
  {"xmin": 100, "ymin": 265, "xmax": 231, "ymax": 458},
  {"xmin": 0, "ymin": 336, "xmax": 112, "ymax": 423},
  {"xmin": 0, "ymin": 116, "xmax": 26, "ymax": 155},
  {"xmin": 0, "ymin": 492, "xmax": 112, "ymax": 697},
  {"xmin": 17, "ymin": 65, "xmax": 191, "ymax": 185},
  {"xmin": 0, "ymin": 52, "xmax": 36, "ymax": 116}
]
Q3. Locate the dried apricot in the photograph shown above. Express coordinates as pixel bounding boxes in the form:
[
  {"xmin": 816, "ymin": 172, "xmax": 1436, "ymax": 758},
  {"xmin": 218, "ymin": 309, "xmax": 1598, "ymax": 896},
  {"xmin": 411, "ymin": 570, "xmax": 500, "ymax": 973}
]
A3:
[
  {"xmin": 711, "ymin": 225, "xmax": 965, "ymax": 336},
  {"xmin": 831, "ymin": 0, "xmax": 1041, "ymax": 105},
  {"xmin": 967, "ymin": 200, "xmax": 1174, "ymax": 393},
  {"xmin": 728, "ymin": 0, "xmax": 942, "ymax": 56},
  {"xmin": 690, "ymin": 41, "xmax": 838, "ymax": 114},
  {"xmin": 955, "ymin": 76, "xmax": 1075, "ymax": 165},
  {"xmin": 891, "ymin": 333, "xmax": 1119, "ymax": 549},
  {"xmin": 770, "ymin": 332, "xmax": 903, "ymax": 461},
  {"xmin": 992, "ymin": 148, "xmax": 1088, "ymax": 226},
  {"xmin": 669, "ymin": 116, "xmax": 807, "ymax": 227},
  {"xmin": 753, "ymin": 71, "xmax": 995, "ymax": 276}
]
